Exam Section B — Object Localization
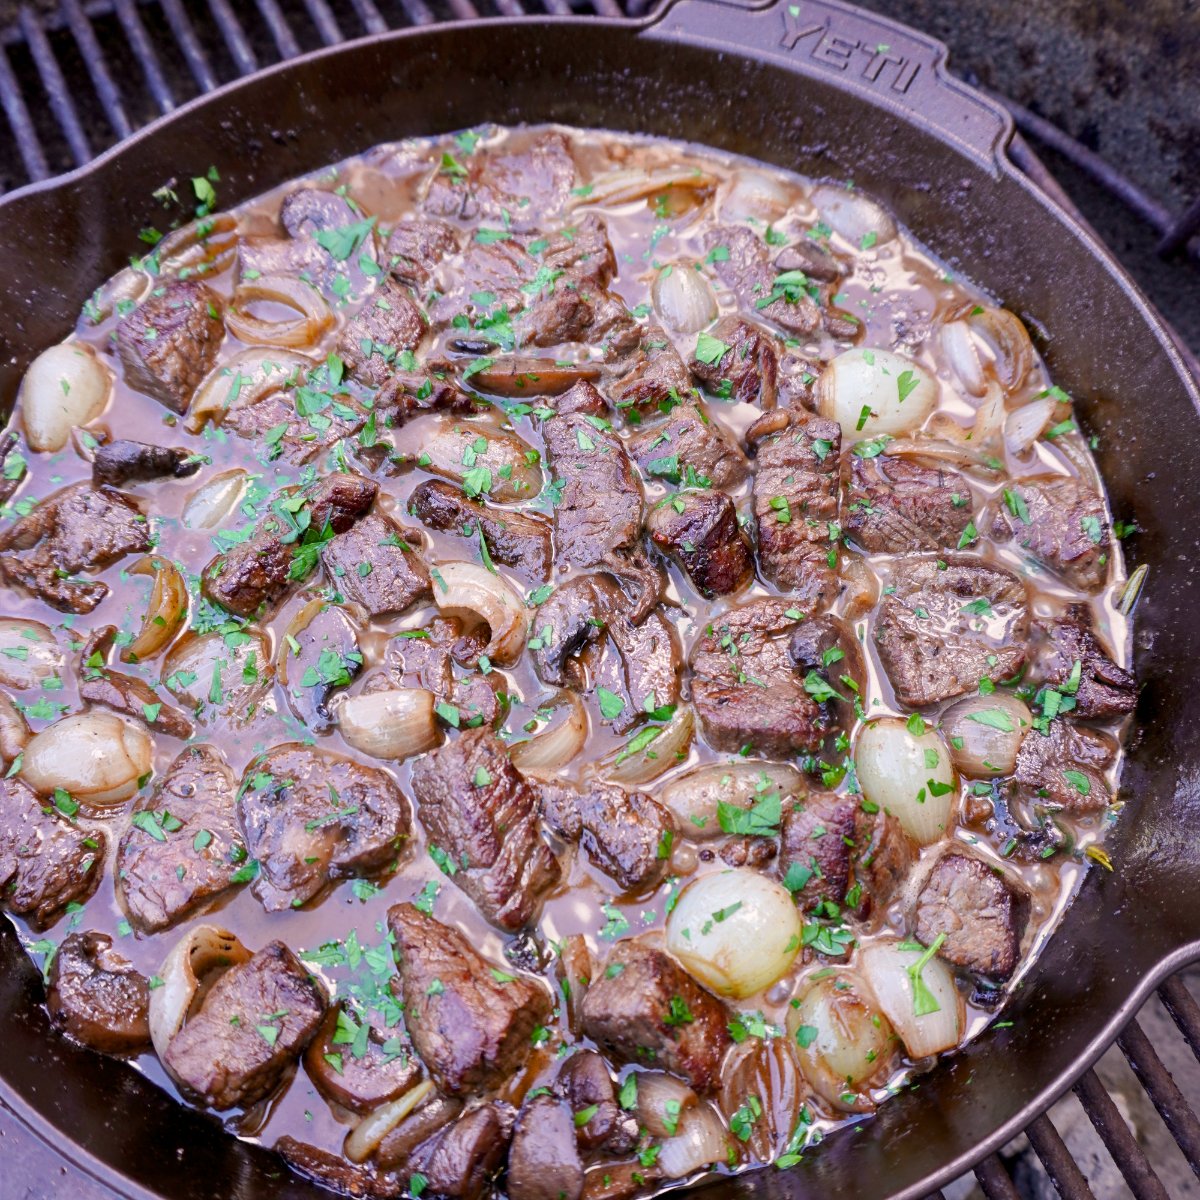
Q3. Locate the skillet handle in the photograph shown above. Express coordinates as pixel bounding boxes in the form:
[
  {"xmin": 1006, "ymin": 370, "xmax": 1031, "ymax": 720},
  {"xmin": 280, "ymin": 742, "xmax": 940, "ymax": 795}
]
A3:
[{"xmin": 641, "ymin": 0, "xmax": 1012, "ymax": 168}]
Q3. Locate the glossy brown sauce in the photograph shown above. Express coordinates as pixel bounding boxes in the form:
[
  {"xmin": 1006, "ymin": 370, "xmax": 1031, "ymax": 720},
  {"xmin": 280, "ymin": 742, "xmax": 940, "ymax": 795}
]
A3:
[{"xmin": 1, "ymin": 124, "xmax": 1133, "ymax": 1189}]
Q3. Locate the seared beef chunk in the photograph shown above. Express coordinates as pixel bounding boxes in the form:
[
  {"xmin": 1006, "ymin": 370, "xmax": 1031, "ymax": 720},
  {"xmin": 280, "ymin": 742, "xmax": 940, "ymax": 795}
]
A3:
[
  {"xmin": 875, "ymin": 556, "xmax": 1030, "ymax": 708},
  {"xmin": 852, "ymin": 805, "xmax": 917, "ymax": 917},
  {"xmin": 322, "ymin": 511, "xmax": 431, "ymax": 617},
  {"xmin": 46, "ymin": 931, "xmax": 150, "ymax": 1053},
  {"xmin": 0, "ymin": 776, "xmax": 104, "ymax": 927},
  {"xmin": 703, "ymin": 226, "xmax": 820, "ymax": 336},
  {"xmin": 608, "ymin": 325, "xmax": 692, "ymax": 417},
  {"xmin": 1012, "ymin": 720, "xmax": 1115, "ymax": 813},
  {"xmin": 337, "ymin": 280, "xmax": 428, "ymax": 387},
  {"xmin": 543, "ymin": 383, "xmax": 660, "ymax": 614},
  {"xmin": 530, "ymin": 574, "xmax": 681, "ymax": 733},
  {"xmin": 747, "ymin": 409, "xmax": 840, "ymax": 606},
  {"xmin": 691, "ymin": 598, "xmax": 830, "ymax": 757},
  {"xmin": 375, "ymin": 367, "xmax": 479, "ymax": 429},
  {"xmin": 581, "ymin": 939, "xmax": 731, "ymax": 1092},
  {"xmin": 409, "ymin": 729, "xmax": 560, "ymax": 930},
  {"xmin": 116, "ymin": 745, "xmax": 243, "ymax": 932},
  {"xmin": 787, "ymin": 613, "xmax": 867, "ymax": 731},
  {"xmin": 777, "ymin": 352, "xmax": 822, "ymax": 411},
  {"xmin": 775, "ymin": 790, "xmax": 859, "ymax": 910},
  {"xmin": 914, "ymin": 851, "xmax": 1028, "ymax": 980},
  {"xmin": 0, "ymin": 482, "xmax": 150, "ymax": 613},
  {"xmin": 688, "ymin": 316, "xmax": 779, "ymax": 409},
  {"xmin": 774, "ymin": 239, "xmax": 843, "ymax": 283},
  {"xmin": 1041, "ymin": 616, "xmax": 1137, "ymax": 719},
  {"xmin": 554, "ymin": 1050, "xmax": 638, "ymax": 1153},
  {"xmin": 203, "ymin": 473, "xmax": 377, "ymax": 618},
  {"xmin": 225, "ymin": 381, "xmax": 368, "ymax": 467},
  {"xmin": 238, "ymin": 743, "xmax": 411, "ymax": 910},
  {"xmin": 405, "ymin": 1103, "xmax": 514, "ymax": 1200},
  {"xmin": 542, "ymin": 779, "xmax": 675, "ymax": 893},
  {"xmin": 304, "ymin": 1006, "xmax": 422, "ymax": 1115},
  {"xmin": 383, "ymin": 616, "xmax": 502, "ymax": 729},
  {"xmin": 163, "ymin": 942, "xmax": 328, "ymax": 1110},
  {"xmin": 275, "ymin": 1139, "xmax": 402, "ymax": 1200},
  {"xmin": 78, "ymin": 625, "xmax": 193, "ymax": 738},
  {"xmin": 425, "ymin": 130, "xmax": 577, "ymax": 234},
  {"xmin": 844, "ymin": 453, "xmax": 973, "ymax": 554},
  {"xmin": 116, "ymin": 279, "xmax": 224, "ymax": 413},
  {"xmin": 539, "ymin": 213, "xmax": 618, "ymax": 290},
  {"xmin": 388, "ymin": 902, "xmax": 552, "ymax": 1093},
  {"xmin": 508, "ymin": 1096, "xmax": 584, "ymax": 1200},
  {"xmin": 410, "ymin": 480, "xmax": 553, "ymax": 585},
  {"xmin": 985, "ymin": 475, "xmax": 1110, "ymax": 592},
  {"xmin": 629, "ymin": 402, "xmax": 749, "ymax": 490},
  {"xmin": 92, "ymin": 440, "xmax": 201, "ymax": 488},
  {"xmin": 387, "ymin": 216, "xmax": 461, "ymax": 290},
  {"xmin": 280, "ymin": 602, "xmax": 362, "ymax": 734},
  {"xmin": 647, "ymin": 490, "xmax": 753, "ymax": 597}
]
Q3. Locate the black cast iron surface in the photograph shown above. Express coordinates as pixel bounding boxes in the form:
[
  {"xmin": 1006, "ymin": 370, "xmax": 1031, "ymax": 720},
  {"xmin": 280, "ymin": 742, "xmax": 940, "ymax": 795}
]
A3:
[{"xmin": 0, "ymin": 3, "xmax": 1198, "ymax": 1199}]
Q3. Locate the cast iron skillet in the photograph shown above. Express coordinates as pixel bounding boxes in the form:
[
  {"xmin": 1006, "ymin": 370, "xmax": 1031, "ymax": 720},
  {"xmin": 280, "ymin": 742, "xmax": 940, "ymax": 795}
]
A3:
[{"xmin": 0, "ymin": 1, "xmax": 1197, "ymax": 1196}]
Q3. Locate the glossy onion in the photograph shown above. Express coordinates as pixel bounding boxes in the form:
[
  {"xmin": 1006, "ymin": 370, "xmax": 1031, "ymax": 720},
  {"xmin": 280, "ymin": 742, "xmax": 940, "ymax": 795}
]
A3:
[
  {"xmin": 636, "ymin": 1072, "xmax": 698, "ymax": 1137},
  {"xmin": 656, "ymin": 1105, "xmax": 730, "ymax": 1179},
  {"xmin": 1004, "ymin": 396, "xmax": 1061, "ymax": 458},
  {"xmin": 181, "ymin": 468, "xmax": 249, "ymax": 529},
  {"xmin": 599, "ymin": 705, "xmax": 694, "ymax": 788},
  {"xmin": 0, "ymin": 619, "xmax": 63, "ymax": 690},
  {"xmin": 187, "ymin": 349, "xmax": 313, "ymax": 434},
  {"xmin": 817, "ymin": 348, "xmax": 937, "ymax": 440},
  {"xmin": 721, "ymin": 170, "xmax": 794, "ymax": 225},
  {"xmin": 718, "ymin": 1037, "xmax": 806, "ymax": 1161},
  {"xmin": 0, "ymin": 692, "xmax": 29, "ymax": 765},
  {"xmin": 510, "ymin": 690, "xmax": 588, "ymax": 776},
  {"xmin": 940, "ymin": 693, "xmax": 1032, "ymax": 779},
  {"xmin": 855, "ymin": 718, "xmax": 956, "ymax": 845},
  {"xmin": 665, "ymin": 869, "xmax": 801, "ymax": 999},
  {"xmin": 22, "ymin": 710, "xmax": 153, "ymax": 807},
  {"xmin": 20, "ymin": 341, "xmax": 112, "ymax": 452},
  {"xmin": 432, "ymin": 561, "xmax": 527, "ymax": 667},
  {"xmin": 652, "ymin": 264, "xmax": 718, "ymax": 335},
  {"xmin": 345, "ymin": 1080, "xmax": 436, "ymax": 1164},
  {"xmin": 659, "ymin": 762, "xmax": 804, "ymax": 841},
  {"xmin": 332, "ymin": 689, "xmax": 441, "ymax": 761},
  {"xmin": 224, "ymin": 274, "xmax": 333, "ymax": 349},
  {"xmin": 859, "ymin": 940, "xmax": 963, "ymax": 1060},
  {"xmin": 812, "ymin": 184, "xmax": 897, "ymax": 247},
  {"xmin": 121, "ymin": 556, "xmax": 188, "ymax": 663},
  {"xmin": 787, "ymin": 973, "xmax": 896, "ymax": 1110}
]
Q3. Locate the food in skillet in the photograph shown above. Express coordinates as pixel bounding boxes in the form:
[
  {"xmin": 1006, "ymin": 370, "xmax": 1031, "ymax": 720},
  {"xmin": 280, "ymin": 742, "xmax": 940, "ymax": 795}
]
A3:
[{"xmin": 0, "ymin": 126, "xmax": 1138, "ymax": 1197}]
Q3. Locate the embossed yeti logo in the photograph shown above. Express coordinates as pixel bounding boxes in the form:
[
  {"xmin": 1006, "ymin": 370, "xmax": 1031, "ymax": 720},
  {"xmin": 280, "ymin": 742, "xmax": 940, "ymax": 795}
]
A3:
[{"xmin": 780, "ymin": 4, "xmax": 920, "ymax": 94}]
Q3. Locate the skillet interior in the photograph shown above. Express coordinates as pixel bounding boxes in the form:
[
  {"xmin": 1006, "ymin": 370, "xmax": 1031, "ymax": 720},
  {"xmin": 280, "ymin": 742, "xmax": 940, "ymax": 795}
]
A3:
[{"xmin": 0, "ymin": 3, "xmax": 1198, "ymax": 1197}]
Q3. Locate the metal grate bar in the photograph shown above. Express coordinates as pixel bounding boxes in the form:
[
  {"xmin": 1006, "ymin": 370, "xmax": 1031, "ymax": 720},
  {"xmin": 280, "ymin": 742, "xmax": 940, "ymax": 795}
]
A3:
[
  {"xmin": 1159, "ymin": 193, "xmax": 1200, "ymax": 258},
  {"xmin": 112, "ymin": 0, "xmax": 175, "ymax": 112},
  {"xmin": 974, "ymin": 1153, "xmax": 1022, "ymax": 1200},
  {"xmin": 253, "ymin": 0, "xmax": 302, "ymax": 59},
  {"xmin": 59, "ymin": 0, "xmax": 131, "ymax": 138},
  {"xmin": 1074, "ymin": 1069, "xmax": 1172, "ymax": 1200},
  {"xmin": 1025, "ymin": 1112, "xmax": 1097, "ymax": 1200},
  {"xmin": 395, "ymin": 0, "xmax": 436, "ymax": 22},
  {"xmin": 347, "ymin": 0, "xmax": 389, "ymax": 36},
  {"xmin": 158, "ymin": 0, "xmax": 217, "ymax": 91},
  {"xmin": 1117, "ymin": 1017, "xmax": 1200, "ymax": 1182},
  {"xmin": 207, "ymin": 0, "xmax": 260, "ymax": 75},
  {"xmin": 0, "ymin": 44, "xmax": 49, "ymax": 180},
  {"xmin": 301, "ymin": 0, "xmax": 344, "ymax": 46},
  {"xmin": 1159, "ymin": 975, "xmax": 1200, "ymax": 1063},
  {"xmin": 17, "ymin": 6, "xmax": 91, "ymax": 166}
]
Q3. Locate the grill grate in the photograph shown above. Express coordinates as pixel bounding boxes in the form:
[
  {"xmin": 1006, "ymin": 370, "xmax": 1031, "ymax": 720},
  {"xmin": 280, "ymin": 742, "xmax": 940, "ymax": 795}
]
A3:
[{"xmin": 1, "ymin": 2, "xmax": 1199, "ymax": 1197}]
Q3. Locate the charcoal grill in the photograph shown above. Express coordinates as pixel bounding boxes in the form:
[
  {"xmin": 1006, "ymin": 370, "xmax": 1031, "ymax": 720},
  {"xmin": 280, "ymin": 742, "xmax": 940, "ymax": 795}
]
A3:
[{"xmin": 0, "ymin": 2, "xmax": 1198, "ymax": 1198}]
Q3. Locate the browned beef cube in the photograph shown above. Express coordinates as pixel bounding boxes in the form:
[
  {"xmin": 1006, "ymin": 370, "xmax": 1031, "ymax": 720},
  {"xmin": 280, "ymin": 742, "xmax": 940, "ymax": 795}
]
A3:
[
  {"xmin": 691, "ymin": 598, "xmax": 829, "ymax": 757},
  {"xmin": 844, "ymin": 453, "xmax": 973, "ymax": 554},
  {"xmin": 874, "ymin": 556, "xmax": 1030, "ymax": 708},
  {"xmin": 507, "ymin": 1095, "xmax": 584, "ymax": 1200},
  {"xmin": 387, "ymin": 216, "xmax": 461, "ymax": 290},
  {"xmin": 773, "ymin": 239, "xmax": 844, "ymax": 283},
  {"xmin": 92, "ymin": 440, "xmax": 202, "ymax": 488},
  {"xmin": 747, "ymin": 408, "xmax": 840, "ymax": 608},
  {"xmin": 405, "ymin": 1102, "xmax": 515, "ymax": 1200},
  {"xmin": 688, "ymin": 315, "xmax": 779, "ymax": 408},
  {"xmin": 1041, "ymin": 616, "xmax": 1137, "ymax": 719},
  {"xmin": 1012, "ymin": 720, "xmax": 1115, "ymax": 813},
  {"xmin": 237, "ymin": 743, "xmax": 411, "ymax": 911},
  {"xmin": 321, "ymin": 511, "xmax": 431, "ymax": 617},
  {"xmin": 581, "ymin": 939, "xmax": 731, "ymax": 1092},
  {"xmin": 224, "ymin": 381, "xmax": 368, "ymax": 466},
  {"xmin": 703, "ymin": 225, "xmax": 820, "ymax": 336},
  {"xmin": 46, "ymin": 931, "xmax": 150, "ymax": 1053},
  {"xmin": 116, "ymin": 744, "xmax": 244, "ymax": 933},
  {"xmin": 116, "ymin": 279, "xmax": 224, "ymax": 413},
  {"xmin": 852, "ymin": 805, "xmax": 917, "ymax": 917},
  {"xmin": 410, "ymin": 479, "xmax": 552, "ymax": 585},
  {"xmin": 608, "ymin": 325, "xmax": 692, "ymax": 418},
  {"xmin": 303, "ymin": 1005, "xmax": 422, "ymax": 1115},
  {"xmin": 163, "ymin": 942, "xmax": 328, "ymax": 1110},
  {"xmin": 0, "ymin": 776, "xmax": 105, "ymax": 928},
  {"xmin": 202, "ymin": 473, "xmax": 377, "ymax": 618},
  {"xmin": 409, "ymin": 729, "xmax": 560, "ymax": 931},
  {"xmin": 338, "ymin": 279, "xmax": 428, "ymax": 387},
  {"xmin": 985, "ymin": 475, "xmax": 1111, "ymax": 592},
  {"xmin": 554, "ymin": 1049, "xmax": 638, "ymax": 1153},
  {"xmin": 388, "ymin": 902, "xmax": 552, "ymax": 1093},
  {"xmin": 540, "ymin": 215, "xmax": 618, "ymax": 291},
  {"xmin": 0, "ymin": 483, "xmax": 151, "ymax": 613},
  {"xmin": 914, "ymin": 851, "xmax": 1028, "ymax": 980},
  {"xmin": 776, "ymin": 790, "xmax": 859, "ymax": 909},
  {"xmin": 629, "ymin": 403, "xmax": 748, "ymax": 490},
  {"xmin": 77, "ymin": 625, "xmax": 193, "ymax": 739},
  {"xmin": 647, "ymin": 490, "xmax": 753, "ymax": 597}
]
